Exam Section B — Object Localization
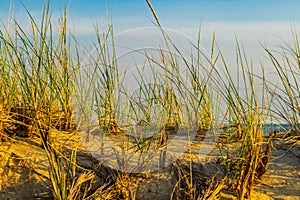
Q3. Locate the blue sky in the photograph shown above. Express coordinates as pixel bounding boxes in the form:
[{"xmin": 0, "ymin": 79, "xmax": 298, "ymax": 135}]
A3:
[
  {"xmin": 1, "ymin": 1, "xmax": 300, "ymax": 25},
  {"xmin": 1, "ymin": 0, "xmax": 300, "ymax": 66},
  {"xmin": 1, "ymin": 0, "xmax": 299, "ymax": 39}
]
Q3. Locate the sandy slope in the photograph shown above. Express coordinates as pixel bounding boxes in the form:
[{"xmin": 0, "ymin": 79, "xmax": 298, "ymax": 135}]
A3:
[
  {"xmin": 255, "ymin": 139, "xmax": 300, "ymax": 200},
  {"xmin": 0, "ymin": 131, "xmax": 299, "ymax": 199}
]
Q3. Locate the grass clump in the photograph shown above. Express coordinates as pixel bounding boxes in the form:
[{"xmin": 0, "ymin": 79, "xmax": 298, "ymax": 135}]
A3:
[
  {"xmin": 207, "ymin": 38, "xmax": 273, "ymax": 199},
  {"xmin": 263, "ymin": 28, "xmax": 300, "ymax": 137},
  {"xmin": 0, "ymin": 2, "xmax": 88, "ymax": 199},
  {"xmin": 0, "ymin": 1, "xmax": 75, "ymax": 140}
]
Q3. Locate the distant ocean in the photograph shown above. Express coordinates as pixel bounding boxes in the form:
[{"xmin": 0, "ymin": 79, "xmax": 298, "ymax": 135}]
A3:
[{"xmin": 262, "ymin": 124, "xmax": 291, "ymax": 134}]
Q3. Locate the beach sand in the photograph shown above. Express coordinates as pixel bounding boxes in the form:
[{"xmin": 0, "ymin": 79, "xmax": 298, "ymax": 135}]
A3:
[{"xmin": 0, "ymin": 130, "xmax": 299, "ymax": 199}]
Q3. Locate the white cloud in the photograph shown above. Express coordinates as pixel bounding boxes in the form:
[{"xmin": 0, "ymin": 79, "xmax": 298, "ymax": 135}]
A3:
[
  {"xmin": 171, "ymin": 21, "xmax": 300, "ymax": 66},
  {"xmin": 72, "ymin": 20, "xmax": 299, "ymax": 51},
  {"xmin": 1, "ymin": 9, "xmax": 299, "ymax": 72}
]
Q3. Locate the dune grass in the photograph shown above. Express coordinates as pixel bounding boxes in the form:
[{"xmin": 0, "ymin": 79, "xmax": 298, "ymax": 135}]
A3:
[
  {"xmin": 263, "ymin": 27, "xmax": 300, "ymax": 136},
  {"xmin": 0, "ymin": 0, "xmax": 299, "ymax": 199}
]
